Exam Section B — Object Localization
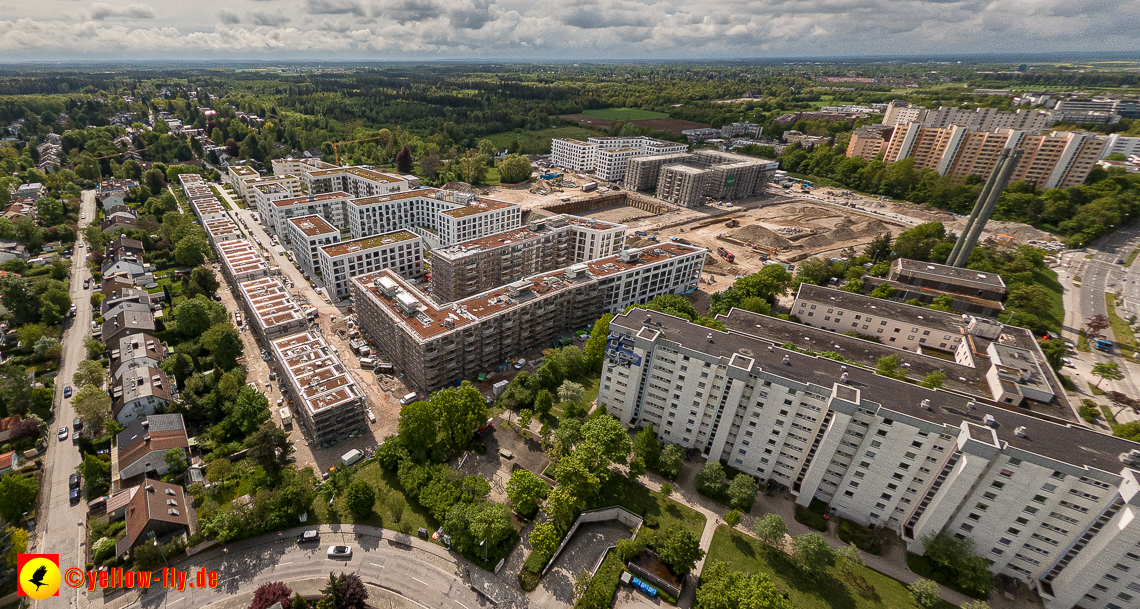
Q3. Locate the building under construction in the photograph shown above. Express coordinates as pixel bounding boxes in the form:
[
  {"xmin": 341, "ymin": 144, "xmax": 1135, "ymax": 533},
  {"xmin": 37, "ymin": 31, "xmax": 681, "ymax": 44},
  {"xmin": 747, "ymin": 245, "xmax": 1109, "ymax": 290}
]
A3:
[
  {"xmin": 625, "ymin": 150, "xmax": 778, "ymax": 207},
  {"xmin": 430, "ymin": 214, "xmax": 626, "ymax": 303}
]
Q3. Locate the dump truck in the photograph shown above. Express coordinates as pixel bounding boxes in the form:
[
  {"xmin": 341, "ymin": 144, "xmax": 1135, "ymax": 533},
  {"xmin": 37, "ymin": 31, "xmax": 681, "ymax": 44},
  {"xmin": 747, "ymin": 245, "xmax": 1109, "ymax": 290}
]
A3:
[{"xmin": 717, "ymin": 247, "xmax": 735, "ymax": 263}]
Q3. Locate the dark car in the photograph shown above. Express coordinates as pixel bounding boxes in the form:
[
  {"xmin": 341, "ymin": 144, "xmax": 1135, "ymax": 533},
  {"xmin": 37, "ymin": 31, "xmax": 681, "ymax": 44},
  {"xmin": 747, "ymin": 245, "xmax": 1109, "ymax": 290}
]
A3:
[
  {"xmin": 69, "ymin": 488, "xmax": 81, "ymax": 504},
  {"xmin": 69, "ymin": 473, "xmax": 81, "ymax": 489},
  {"xmin": 298, "ymin": 530, "xmax": 320, "ymax": 544},
  {"xmin": 73, "ymin": 418, "xmax": 83, "ymax": 431}
]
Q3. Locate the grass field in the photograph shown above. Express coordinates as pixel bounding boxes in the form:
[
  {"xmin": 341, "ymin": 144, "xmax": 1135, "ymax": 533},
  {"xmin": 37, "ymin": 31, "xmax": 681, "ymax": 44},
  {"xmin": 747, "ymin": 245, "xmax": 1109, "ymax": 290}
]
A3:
[
  {"xmin": 1035, "ymin": 267, "xmax": 1065, "ymax": 334},
  {"xmin": 706, "ymin": 526, "xmax": 956, "ymax": 609},
  {"xmin": 310, "ymin": 461, "xmax": 435, "ymax": 534},
  {"xmin": 1104, "ymin": 292, "xmax": 1137, "ymax": 357},
  {"xmin": 483, "ymin": 126, "xmax": 598, "ymax": 155},
  {"xmin": 581, "ymin": 108, "xmax": 669, "ymax": 121},
  {"xmin": 1127, "ymin": 248, "xmax": 1140, "ymax": 267},
  {"xmin": 588, "ymin": 473, "xmax": 705, "ymax": 539}
]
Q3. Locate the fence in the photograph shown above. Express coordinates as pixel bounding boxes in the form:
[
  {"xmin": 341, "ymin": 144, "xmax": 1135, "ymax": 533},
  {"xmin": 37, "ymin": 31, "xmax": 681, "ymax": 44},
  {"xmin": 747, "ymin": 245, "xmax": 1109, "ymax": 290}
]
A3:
[{"xmin": 541, "ymin": 506, "xmax": 643, "ymax": 577}]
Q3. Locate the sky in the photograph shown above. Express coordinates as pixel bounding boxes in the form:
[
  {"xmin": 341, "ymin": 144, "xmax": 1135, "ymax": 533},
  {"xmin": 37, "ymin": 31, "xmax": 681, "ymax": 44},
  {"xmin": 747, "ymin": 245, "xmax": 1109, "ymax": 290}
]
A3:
[{"xmin": 0, "ymin": 0, "xmax": 1137, "ymax": 61}]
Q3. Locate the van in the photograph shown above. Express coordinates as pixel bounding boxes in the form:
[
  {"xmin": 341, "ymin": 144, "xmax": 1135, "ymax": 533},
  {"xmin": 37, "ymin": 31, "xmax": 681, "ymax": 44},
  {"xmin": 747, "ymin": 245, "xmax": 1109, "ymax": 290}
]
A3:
[
  {"xmin": 341, "ymin": 449, "xmax": 364, "ymax": 467},
  {"xmin": 360, "ymin": 357, "xmax": 376, "ymax": 369},
  {"xmin": 366, "ymin": 409, "xmax": 376, "ymax": 424},
  {"xmin": 279, "ymin": 408, "xmax": 292, "ymax": 426},
  {"xmin": 401, "ymin": 392, "xmax": 418, "ymax": 405}
]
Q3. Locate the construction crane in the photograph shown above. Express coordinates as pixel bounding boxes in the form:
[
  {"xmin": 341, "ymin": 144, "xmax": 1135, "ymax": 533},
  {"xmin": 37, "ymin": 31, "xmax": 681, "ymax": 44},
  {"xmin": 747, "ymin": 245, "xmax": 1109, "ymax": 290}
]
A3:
[{"xmin": 332, "ymin": 135, "xmax": 391, "ymax": 166}]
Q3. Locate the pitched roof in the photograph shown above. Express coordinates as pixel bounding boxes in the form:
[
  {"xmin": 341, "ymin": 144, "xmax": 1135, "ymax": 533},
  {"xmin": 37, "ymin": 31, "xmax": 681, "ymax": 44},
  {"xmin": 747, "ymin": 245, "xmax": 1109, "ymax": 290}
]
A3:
[
  {"xmin": 119, "ymin": 479, "xmax": 192, "ymax": 552},
  {"xmin": 115, "ymin": 414, "xmax": 188, "ymax": 478}
]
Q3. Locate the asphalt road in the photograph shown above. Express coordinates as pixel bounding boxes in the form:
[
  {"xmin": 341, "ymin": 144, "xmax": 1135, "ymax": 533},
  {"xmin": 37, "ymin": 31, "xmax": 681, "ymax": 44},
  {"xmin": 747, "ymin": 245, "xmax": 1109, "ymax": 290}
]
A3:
[
  {"xmin": 35, "ymin": 188, "xmax": 98, "ymax": 609},
  {"xmin": 134, "ymin": 529, "xmax": 488, "ymax": 609}
]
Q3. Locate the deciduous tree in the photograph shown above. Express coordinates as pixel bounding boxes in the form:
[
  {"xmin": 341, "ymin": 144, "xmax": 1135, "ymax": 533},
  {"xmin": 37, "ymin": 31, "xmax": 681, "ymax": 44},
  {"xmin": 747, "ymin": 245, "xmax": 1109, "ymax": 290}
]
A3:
[
  {"xmin": 792, "ymin": 532, "xmax": 834, "ymax": 577},
  {"xmin": 345, "ymin": 481, "xmax": 376, "ymax": 518},
  {"xmin": 655, "ymin": 524, "xmax": 704, "ymax": 575},
  {"xmin": 753, "ymin": 514, "xmax": 788, "ymax": 549},
  {"xmin": 506, "ymin": 468, "xmax": 548, "ymax": 516}
]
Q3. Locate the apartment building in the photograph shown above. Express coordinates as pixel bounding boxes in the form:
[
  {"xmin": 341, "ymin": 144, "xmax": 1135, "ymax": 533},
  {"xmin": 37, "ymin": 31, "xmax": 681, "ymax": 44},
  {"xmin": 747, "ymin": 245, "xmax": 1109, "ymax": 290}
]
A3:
[
  {"xmin": 226, "ymin": 165, "xmax": 259, "ymax": 195},
  {"xmin": 638, "ymin": 150, "xmax": 777, "ymax": 207},
  {"xmin": 267, "ymin": 191, "xmax": 353, "ymax": 238},
  {"xmin": 625, "ymin": 153, "xmax": 691, "ymax": 192},
  {"xmin": 203, "ymin": 217, "xmax": 242, "ymax": 247},
  {"xmin": 270, "ymin": 332, "xmax": 366, "ymax": 445},
  {"xmin": 217, "ymin": 239, "xmax": 270, "ymax": 284},
  {"xmin": 177, "ymin": 173, "xmax": 213, "ymax": 203},
  {"xmin": 303, "ymin": 166, "xmax": 416, "ymax": 198},
  {"xmin": 109, "ymin": 333, "xmax": 166, "ymax": 380},
  {"xmin": 1012, "ymin": 131, "xmax": 1107, "ymax": 189},
  {"xmin": 1102, "ymin": 134, "xmax": 1140, "ymax": 159},
  {"xmin": 111, "ymin": 366, "xmax": 174, "ymax": 425},
  {"xmin": 846, "ymin": 125, "xmax": 896, "ymax": 161},
  {"xmin": 238, "ymin": 276, "xmax": 310, "ymax": 339},
  {"xmin": 271, "ymin": 157, "xmax": 337, "ymax": 177},
  {"xmin": 285, "ymin": 215, "xmax": 341, "ymax": 279},
  {"xmin": 191, "ymin": 197, "xmax": 229, "ymax": 222},
  {"xmin": 881, "ymin": 101, "xmax": 1058, "ymax": 133},
  {"xmin": 888, "ymin": 259, "xmax": 1008, "ymax": 301},
  {"xmin": 353, "ymin": 243, "xmax": 705, "ymax": 392},
  {"xmin": 598, "ymin": 309, "xmax": 1140, "ymax": 609},
  {"xmin": 550, "ymin": 136, "xmax": 687, "ymax": 175},
  {"xmin": 430, "ymin": 214, "xmax": 626, "ymax": 302},
  {"xmin": 250, "ymin": 182, "xmax": 298, "ymax": 221},
  {"xmin": 318, "ymin": 230, "xmax": 423, "ymax": 300},
  {"xmin": 346, "ymin": 189, "xmax": 521, "ymax": 248}
]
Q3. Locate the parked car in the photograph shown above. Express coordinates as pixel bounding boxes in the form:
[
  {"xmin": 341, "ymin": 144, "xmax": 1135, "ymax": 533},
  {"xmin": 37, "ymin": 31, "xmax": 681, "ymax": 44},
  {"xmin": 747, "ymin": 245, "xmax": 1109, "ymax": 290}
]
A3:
[
  {"xmin": 73, "ymin": 417, "xmax": 82, "ymax": 431},
  {"xmin": 298, "ymin": 530, "xmax": 320, "ymax": 544},
  {"xmin": 58, "ymin": 427, "xmax": 69, "ymax": 441},
  {"xmin": 326, "ymin": 545, "xmax": 352, "ymax": 559},
  {"xmin": 68, "ymin": 473, "xmax": 80, "ymax": 489},
  {"xmin": 64, "ymin": 386, "xmax": 72, "ymax": 398},
  {"xmin": 69, "ymin": 488, "xmax": 81, "ymax": 504}
]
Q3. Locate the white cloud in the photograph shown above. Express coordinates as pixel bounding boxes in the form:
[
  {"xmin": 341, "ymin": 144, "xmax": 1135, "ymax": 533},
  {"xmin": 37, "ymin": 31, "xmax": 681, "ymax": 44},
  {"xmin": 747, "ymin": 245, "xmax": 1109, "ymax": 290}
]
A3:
[{"xmin": 0, "ymin": 0, "xmax": 1133, "ymax": 59}]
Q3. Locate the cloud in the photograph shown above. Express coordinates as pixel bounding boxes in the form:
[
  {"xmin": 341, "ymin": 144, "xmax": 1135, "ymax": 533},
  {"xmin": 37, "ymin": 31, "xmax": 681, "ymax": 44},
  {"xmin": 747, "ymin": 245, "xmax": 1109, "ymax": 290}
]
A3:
[
  {"xmin": 306, "ymin": 0, "xmax": 368, "ymax": 16},
  {"xmin": 218, "ymin": 10, "xmax": 241, "ymax": 24},
  {"xmin": 249, "ymin": 11, "xmax": 290, "ymax": 26},
  {"xmin": 89, "ymin": 3, "xmax": 156, "ymax": 21},
  {"xmin": 372, "ymin": 0, "xmax": 444, "ymax": 24}
]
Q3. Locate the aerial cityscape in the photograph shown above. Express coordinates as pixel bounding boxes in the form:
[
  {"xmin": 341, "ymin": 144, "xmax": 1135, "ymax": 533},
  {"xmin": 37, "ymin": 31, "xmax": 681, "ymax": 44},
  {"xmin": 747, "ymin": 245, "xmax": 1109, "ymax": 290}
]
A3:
[{"xmin": 1, "ymin": 4, "xmax": 1140, "ymax": 609}]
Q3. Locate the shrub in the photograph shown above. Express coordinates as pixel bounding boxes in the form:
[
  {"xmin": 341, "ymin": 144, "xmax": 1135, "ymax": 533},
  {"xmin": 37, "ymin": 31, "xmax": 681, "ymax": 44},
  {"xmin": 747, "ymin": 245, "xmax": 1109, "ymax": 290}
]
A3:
[
  {"xmin": 695, "ymin": 461, "xmax": 728, "ymax": 500},
  {"xmin": 1079, "ymin": 404, "xmax": 1101, "ymax": 424},
  {"xmin": 794, "ymin": 505, "xmax": 828, "ymax": 532},
  {"xmin": 838, "ymin": 519, "xmax": 881, "ymax": 555}
]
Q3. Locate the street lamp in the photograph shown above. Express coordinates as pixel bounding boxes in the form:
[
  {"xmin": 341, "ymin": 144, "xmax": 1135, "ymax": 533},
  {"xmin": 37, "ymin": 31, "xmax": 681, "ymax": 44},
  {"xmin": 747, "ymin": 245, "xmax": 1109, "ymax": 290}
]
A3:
[
  {"xmin": 479, "ymin": 539, "xmax": 488, "ymax": 563},
  {"xmin": 147, "ymin": 531, "xmax": 169, "ymax": 567}
]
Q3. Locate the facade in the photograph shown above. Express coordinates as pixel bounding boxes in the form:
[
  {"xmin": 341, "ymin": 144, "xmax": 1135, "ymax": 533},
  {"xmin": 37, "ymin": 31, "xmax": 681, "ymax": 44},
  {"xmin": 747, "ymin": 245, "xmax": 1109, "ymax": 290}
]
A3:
[
  {"xmin": 1102, "ymin": 134, "xmax": 1140, "ymax": 159},
  {"xmin": 285, "ymin": 215, "xmax": 341, "ymax": 279},
  {"xmin": 203, "ymin": 217, "xmax": 242, "ymax": 247},
  {"xmin": 353, "ymin": 243, "xmax": 704, "ymax": 392},
  {"xmin": 889, "ymin": 259, "xmax": 1008, "ymax": 301},
  {"xmin": 633, "ymin": 150, "xmax": 777, "ymax": 207},
  {"xmin": 550, "ymin": 136, "xmax": 687, "ymax": 175},
  {"xmin": 598, "ymin": 309, "xmax": 1140, "ymax": 609},
  {"xmin": 318, "ymin": 230, "xmax": 423, "ymax": 300},
  {"xmin": 267, "ymin": 192, "xmax": 353, "ymax": 237},
  {"xmin": 217, "ymin": 239, "xmax": 270, "ymax": 284},
  {"xmin": 346, "ymin": 189, "xmax": 521, "ymax": 248},
  {"xmin": 625, "ymin": 153, "xmax": 691, "ymax": 192},
  {"xmin": 111, "ymin": 366, "xmax": 174, "ymax": 425},
  {"xmin": 303, "ymin": 166, "xmax": 416, "ymax": 198},
  {"xmin": 271, "ymin": 157, "xmax": 337, "ymax": 177},
  {"xmin": 191, "ymin": 197, "xmax": 229, "ymax": 222},
  {"xmin": 238, "ymin": 277, "xmax": 310, "ymax": 339},
  {"xmin": 429, "ymin": 214, "xmax": 626, "ymax": 302},
  {"xmin": 881, "ymin": 101, "xmax": 1059, "ymax": 133},
  {"xmin": 846, "ymin": 125, "xmax": 896, "ymax": 160},
  {"xmin": 270, "ymin": 332, "xmax": 367, "ymax": 445}
]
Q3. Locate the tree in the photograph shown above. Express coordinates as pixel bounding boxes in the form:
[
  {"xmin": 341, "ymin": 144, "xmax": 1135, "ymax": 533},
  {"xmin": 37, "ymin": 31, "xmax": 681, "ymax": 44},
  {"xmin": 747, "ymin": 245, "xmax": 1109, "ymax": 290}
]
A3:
[
  {"xmin": 753, "ymin": 514, "xmax": 788, "ymax": 548},
  {"xmin": 186, "ymin": 267, "xmax": 219, "ymax": 298},
  {"xmin": 345, "ymin": 481, "xmax": 376, "ymax": 518},
  {"xmin": 573, "ymin": 571, "xmax": 593, "ymax": 605},
  {"xmin": 247, "ymin": 422, "xmax": 292, "ymax": 479},
  {"xmin": 909, "ymin": 578, "xmax": 941, "ymax": 609},
  {"xmin": 517, "ymin": 409, "xmax": 533, "ymax": 434},
  {"xmin": 724, "ymin": 510, "xmax": 741, "ymax": 527},
  {"xmin": 291, "ymin": 593, "xmax": 309, "ymax": 609},
  {"xmin": 340, "ymin": 572, "xmax": 370, "ymax": 609},
  {"xmin": 727, "ymin": 474, "xmax": 759, "ymax": 512},
  {"xmin": 695, "ymin": 561, "xmax": 791, "ymax": 609},
  {"xmin": 1108, "ymin": 391, "xmax": 1140, "ymax": 416},
  {"xmin": 695, "ymin": 461, "xmax": 727, "ymax": 497},
  {"xmin": 33, "ymin": 335, "xmax": 60, "ymax": 359},
  {"xmin": 893, "ymin": 222, "xmax": 947, "ymax": 262},
  {"xmin": 163, "ymin": 448, "xmax": 187, "ymax": 474},
  {"xmin": 79, "ymin": 453, "xmax": 112, "ymax": 499},
  {"xmin": 656, "ymin": 524, "xmax": 704, "ymax": 575},
  {"xmin": 792, "ymin": 533, "xmax": 834, "ymax": 576},
  {"xmin": 919, "ymin": 370, "xmax": 946, "ymax": 389},
  {"xmin": 875, "ymin": 355, "xmax": 906, "ymax": 380},
  {"xmin": 506, "ymin": 468, "xmax": 548, "ymax": 516},
  {"xmin": 1093, "ymin": 361, "xmax": 1124, "ymax": 388},
  {"xmin": 544, "ymin": 484, "xmax": 582, "ymax": 530},
  {"xmin": 836, "ymin": 542, "xmax": 864, "ymax": 575},
  {"xmin": 249, "ymin": 581, "xmax": 293, "ymax": 609},
  {"xmin": 581, "ymin": 414, "xmax": 633, "ymax": 465},
  {"xmin": 584, "ymin": 314, "xmax": 613, "ymax": 372},
  {"xmin": 86, "ymin": 338, "xmax": 106, "ymax": 360},
  {"xmin": 1037, "ymin": 338, "xmax": 1066, "ymax": 371},
  {"xmin": 398, "ymin": 400, "xmax": 438, "ymax": 459},
  {"xmin": 959, "ymin": 601, "xmax": 991, "ymax": 609},
  {"xmin": 659, "ymin": 482, "xmax": 673, "ymax": 497},
  {"xmin": 202, "ymin": 323, "xmax": 243, "ymax": 370},
  {"xmin": 174, "ymin": 233, "xmax": 207, "ymax": 267},
  {"xmin": 0, "ymin": 474, "xmax": 38, "ymax": 522},
  {"xmin": 1086, "ymin": 314, "xmax": 1110, "ymax": 338},
  {"xmin": 658, "ymin": 443, "xmax": 684, "ymax": 480},
  {"xmin": 459, "ymin": 150, "xmax": 488, "ymax": 185},
  {"xmin": 921, "ymin": 533, "xmax": 994, "ymax": 597},
  {"xmin": 528, "ymin": 522, "xmax": 561, "ymax": 557},
  {"xmin": 174, "ymin": 296, "xmax": 225, "ymax": 338},
  {"xmin": 206, "ymin": 458, "xmax": 232, "ymax": 482},
  {"xmin": 498, "ymin": 154, "xmax": 533, "ymax": 184},
  {"xmin": 73, "ymin": 360, "xmax": 107, "ymax": 390},
  {"xmin": 633, "ymin": 424, "xmax": 661, "ymax": 469},
  {"xmin": 533, "ymin": 389, "xmax": 553, "ymax": 416},
  {"xmin": 73, "ymin": 385, "xmax": 112, "ymax": 437},
  {"xmin": 557, "ymin": 380, "xmax": 585, "ymax": 405},
  {"xmin": 1005, "ymin": 285, "xmax": 1052, "ymax": 318},
  {"xmin": 395, "ymin": 146, "xmax": 414, "ymax": 174},
  {"xmin": 435, "ymin": 382, "xmax": 488, "ymax": 453}
]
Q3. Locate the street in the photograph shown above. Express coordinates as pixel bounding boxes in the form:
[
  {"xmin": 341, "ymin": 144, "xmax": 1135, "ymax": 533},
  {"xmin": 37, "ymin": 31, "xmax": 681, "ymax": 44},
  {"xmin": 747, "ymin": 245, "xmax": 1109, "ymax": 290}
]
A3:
[{"xmin": 35, "ymin": 188, "xmax": 99, "ymax": 609}]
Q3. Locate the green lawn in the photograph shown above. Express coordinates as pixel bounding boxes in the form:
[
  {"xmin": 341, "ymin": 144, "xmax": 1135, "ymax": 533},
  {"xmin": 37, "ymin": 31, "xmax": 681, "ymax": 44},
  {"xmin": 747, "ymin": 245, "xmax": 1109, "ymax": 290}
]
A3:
[
  {"xmin": 706, "ymin": 526, "xmax": 956, "ymax": 609},
  {"xmin": 1035, "ymin": 267, "xmax": 1065, "ymax": 334},
  {"xmin": 483, "ymin": 126, "xmax": 600, "ymax": 155},
  {"xmin": 580, "ymin": 108, "xmax": 669, "ymax": 121},
  {"xmin": 309, "ymin": 461, "xmax": 435, "ymax": 535},
  {"xmin": 1104, "ymin": 292, "xmax": 1137, "ymax": 356},
  {"xmin": 588, "ymin": 473, "xmax": 705, "ymax": 538}
]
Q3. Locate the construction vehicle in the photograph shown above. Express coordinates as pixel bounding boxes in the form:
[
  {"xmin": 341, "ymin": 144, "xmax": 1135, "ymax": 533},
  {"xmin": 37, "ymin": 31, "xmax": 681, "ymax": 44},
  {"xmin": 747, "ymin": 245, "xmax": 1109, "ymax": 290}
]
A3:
[
  {"xmin": 635, "ymin": 231, "xmax": 649, "ymax": 236},
  {"xmin": 581, "ymin": 181, "xmax": 598, "ymax": 192},
  {"xmin": 717, "ymin": 247, "xmax": 735, "ymax": 263},
  {"xmin": 725, "ymin": 219, "xmax": 740, "ymax": 228}
]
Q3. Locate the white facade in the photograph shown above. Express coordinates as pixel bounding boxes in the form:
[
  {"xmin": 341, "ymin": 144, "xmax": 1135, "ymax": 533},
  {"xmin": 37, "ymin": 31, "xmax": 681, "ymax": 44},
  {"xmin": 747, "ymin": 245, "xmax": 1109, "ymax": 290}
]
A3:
[
  {"xmin": 595, "ymin": 147, "xmax": 642, "ymax": 182},
  {"xmin": 346, "ymin": 189, "xmax": 520, "ymax": 248},
  {"xmin": 268, "ymin": 192, "xmax": 352, "ymax": 239},
  {"xmin": 318, "ymin": 231, "xmax": 424, "ymax": 299},
  {"xmin": 792, "ymin": 284, "xmax": 965, "ymax": 351},
  {"xmin": 598, "ymin": 310, "xmax": 1140, "ymax": 609},
  {"xmin": 303, "ymin": 166, "xmax": 416, "ymax": 198},
  {"xmin": 216, "ymin": 239, "xmax": 269, "ymax": 284},
  {"xmin": 285, "ymin": 215, "xmax": 341, "ymax": 279},
  {"xmin": 1102, "ymin": 134, "xmax": 1140, "ymax": 159},
  {"xmin": 550, "ymin": 136, "xmax": 687, "ymax": 177},
  {"xmin": 550, "ymin": 138, "xmax": 598, "ymax": 172}
]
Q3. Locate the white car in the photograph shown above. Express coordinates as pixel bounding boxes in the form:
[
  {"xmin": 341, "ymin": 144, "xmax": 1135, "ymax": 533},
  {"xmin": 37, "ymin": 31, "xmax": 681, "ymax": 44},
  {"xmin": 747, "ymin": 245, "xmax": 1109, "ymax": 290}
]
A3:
[
  {"xmin": 80, "ymin": 213, "xmax": 86, "ymax": 219},
  {"xmin": 326, "ymin": 545, "xmax": 352, "ymax": 560},
  {"xmin": 514, "ymin": 358, "xmax": 527, "ymax": 370}
]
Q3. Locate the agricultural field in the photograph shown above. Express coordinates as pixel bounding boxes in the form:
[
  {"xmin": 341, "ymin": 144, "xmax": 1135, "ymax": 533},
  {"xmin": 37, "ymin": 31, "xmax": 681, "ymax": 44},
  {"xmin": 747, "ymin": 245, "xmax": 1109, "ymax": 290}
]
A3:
[{"xmin": 483, "ymin": 126, "xmax": 599, "ymax": 154}]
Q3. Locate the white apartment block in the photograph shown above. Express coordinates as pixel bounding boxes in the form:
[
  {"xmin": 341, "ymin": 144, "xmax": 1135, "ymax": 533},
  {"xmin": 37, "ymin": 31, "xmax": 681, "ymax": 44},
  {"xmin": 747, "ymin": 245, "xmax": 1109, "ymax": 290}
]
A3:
[
  {"xmin": 238, "ymin": 276, "xmax": 310, "ymax": 339},
  {"xmin": 268, "ymin": 192, "xmax": 353, "ymax": 238},
  {"xmin": 1102, "ymin": 134, "xmax": 1140, "ymax": 159},
  {"xmin": 346, "ymin": 188, "xmax": 521, "ymax": 249},
  {"xmin": 793, "ymin": 283, "xmax": 965, "ymax": 351},
  {"xmin": 203, "ymin": 217, "xmax": 241, "ymax": 247},
  {"xmin": 271, "ymin": 157, "xmax": 337, "ymax": 177},
  {"xmin": 550, "ymin": 136, "xmax": 687, "ymax": 178},
  {"xmin": 191, "ymin": 197, "xmax": 229, "ymax": 222},
  {"xmin": 226, "ymin": 165, "xmax": 259, "ymax": 195},
  {"xmin": 216, "ymin": 239, "xmax": 270, "ymax": 284},
  {"xmin": 318, "ymin": 230, "xmax": 424, "ymax": 300},
  {"xmin": 598, "ymin": 309, "xmax": 1140, "ymax": 609},
  {"xmin": 285, "ymin": 215, "xmax": 341, "ymax": 280},
  {"xmin": 303, "ymin": 166, "xmax": 418, "ymax": 198},
  {"xmin": 270, "ymin": 332, "xmax": 366, "ymax": 445}
]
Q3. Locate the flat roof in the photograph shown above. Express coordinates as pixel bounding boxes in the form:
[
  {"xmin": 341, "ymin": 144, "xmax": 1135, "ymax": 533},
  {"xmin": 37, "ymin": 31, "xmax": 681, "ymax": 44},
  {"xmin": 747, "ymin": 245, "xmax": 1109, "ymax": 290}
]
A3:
[
  {"xmin": 218, "ymin": 240, "xmax": 268, "ymax": 276},
  {"xmin": 320, "ymin": 230, "xmax": 419, "ymax": 258},
  {"xmin": 239, "ymin": 277, "xmax": 306, "ymax": 331},
  {"xmin": 584, "ymin": 243, "xmax": 704, "ymax": 279},
  {"xmin": 795, "ymin": 283, "xmax": 965, "ymax": 335},
  {"xmin": 440, "ymin": 197, "xmax": 517, "ymax": 218},
  {"xmin": 287, "ymin": 215, "xmax": 338, "ymax": 237},
  {"xmin": 270, "ymin": 332, "xmax": 361, "ymax": 415},
  {"xmin": 272, "ymin": 191, "xmax": 353, "ymax": 208},
  {"xmin": 307, "ymin": 166, "xmax": 403, "ymax": 183},
  {"xmin": 229, "ymin": 165, "xmax": 258, "ymax": 177},
  {"xmin": 611, "ymin": 311, "xmax": 1140, "ymax": 476},
  {"xmin": 895, "ymin": 259, "xmax": 1007, "ymax": 289},
  {"xmin": 203, "ymin": 217, "xmax": 240, "ymax": 236}
]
